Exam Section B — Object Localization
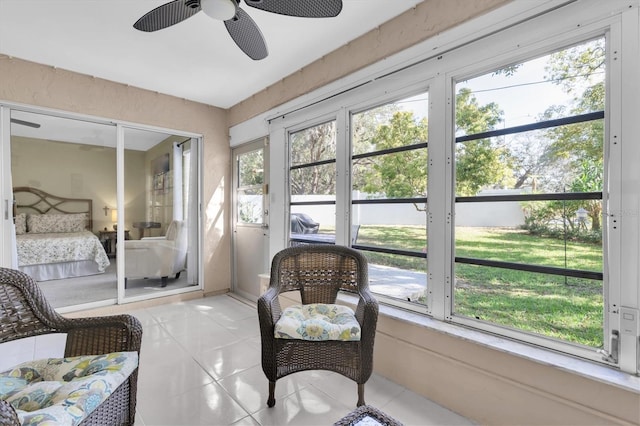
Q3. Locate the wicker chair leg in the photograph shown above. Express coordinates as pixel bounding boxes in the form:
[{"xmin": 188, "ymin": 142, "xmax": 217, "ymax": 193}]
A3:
[
  {"xmin": 267, "ymin": 381, "xmax": 276, "ymax": 407},
  {"xmin": 357, "ymin": 383, "xmax": 365, "ymax": 407}
]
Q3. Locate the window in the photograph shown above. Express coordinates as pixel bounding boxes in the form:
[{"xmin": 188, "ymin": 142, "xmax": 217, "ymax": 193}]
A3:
[
  {"xmin": 237, "ymin": 148, "xmax": 264, "ymax": 224},
  {"xmin": 452, "ymin": 38, "xmax": 605, "ymax": 349},
  {"xmin": 276, "ymin": 4, "xmax": 638, "ymax": 371},
  {"xmin": 289, "ymin": 121, "xmax": 337, "ymax": 245},
  {"xmin": 351, "ymin": 93, "xmax": 429, "ymax": 306}
]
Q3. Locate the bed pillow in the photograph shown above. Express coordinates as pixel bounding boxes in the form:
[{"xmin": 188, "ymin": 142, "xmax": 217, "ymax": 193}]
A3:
[
  {"xmin": 14, "ymin": 213, "xmax": 27, "ymax": 235},
  {"xmin": 27, "ymin": 213, "xmax": 87, "ymax": 234}
]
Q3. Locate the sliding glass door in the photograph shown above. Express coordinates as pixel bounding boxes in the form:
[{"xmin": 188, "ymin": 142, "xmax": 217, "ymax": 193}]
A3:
[
  {"xmin": 0, "ymin": 105, "xmax": 201, "ymax": 310},
  {"xmin": 121, "ymin": 127, "xmax": 200, "ymax": 301}
]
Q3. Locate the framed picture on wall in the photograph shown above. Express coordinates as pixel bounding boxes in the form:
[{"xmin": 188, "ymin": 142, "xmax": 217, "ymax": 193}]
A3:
[
  {"xmin": 152, "ymin": 153, "xmax": 170, "ymax": 193},
  {"xmin": 152, "ymin": 153, "xmax": 170, "ymax": 175},
  {"xmin": 153, "ymin": 173, "xmax": 164, "ymax": 191}
]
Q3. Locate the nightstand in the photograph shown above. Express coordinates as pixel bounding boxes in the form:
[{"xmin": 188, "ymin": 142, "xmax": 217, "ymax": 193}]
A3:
[{"xmin": 98, "ymin": 229, "xmax": 130, "ymax": 257}]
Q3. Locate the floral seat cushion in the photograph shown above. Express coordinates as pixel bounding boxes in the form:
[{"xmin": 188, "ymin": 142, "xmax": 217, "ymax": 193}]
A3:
[
  {"xmin": 275, "ymin": 303, "xmax": 361, "ymax": 341},
  {"xmin": 0, "ymin": 351, "xmax": 138, "ymax": 426}
]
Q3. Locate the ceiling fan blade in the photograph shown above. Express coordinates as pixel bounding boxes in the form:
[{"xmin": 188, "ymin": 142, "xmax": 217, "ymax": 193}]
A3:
[
  {"xmin": 243, "ymin": 0, "xmax": 342, "ymax": 18},
  {"xmin": 225, "ymin": 8, "xmax": 268, "ymax": 60},
  {"xmin": 133, "ymin": 0, "xmax": 201, "ymax": 32},
  {"xmin": 10, "ymin": 118, "xmax": 40, "ymax": 128}
]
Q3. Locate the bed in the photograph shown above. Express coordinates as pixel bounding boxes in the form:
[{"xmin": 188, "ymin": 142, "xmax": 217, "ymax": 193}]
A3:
[{"xmin": 13, "ymin": 187, "xmax": 110, "ymax": 281}]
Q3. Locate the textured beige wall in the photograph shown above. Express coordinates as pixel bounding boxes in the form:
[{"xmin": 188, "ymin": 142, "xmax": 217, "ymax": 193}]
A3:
[
  {"xmin": 275, "ymin": 290, "xmax": 640, "ymax": 425},
  {"xmin": 228, "ymin": 0, "xmax": 511, "ymax": 126},
  {"xmin": 0, "ymin": 55, "xmax": 231, "ymax": 295},
  {"xmin": 374, "ymin": 315, "xmax": 639, "ymax": 425}
]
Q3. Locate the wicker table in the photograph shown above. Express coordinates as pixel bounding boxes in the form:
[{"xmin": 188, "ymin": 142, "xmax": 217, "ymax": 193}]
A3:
[{"xmin": 334, "ymin": 405, "xmax": 403, "ymax": 426}]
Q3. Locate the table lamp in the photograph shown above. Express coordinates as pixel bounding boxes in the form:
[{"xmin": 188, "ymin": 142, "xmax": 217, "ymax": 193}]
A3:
[{"xmin": 111, "ymin": 209, "xmax": 118, "ymax": 231}]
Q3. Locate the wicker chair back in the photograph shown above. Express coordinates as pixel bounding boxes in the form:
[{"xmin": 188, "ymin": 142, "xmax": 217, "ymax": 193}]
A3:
[{"xmin": 0, "ymin": 267, "xmax": 142, "ymax": 425}]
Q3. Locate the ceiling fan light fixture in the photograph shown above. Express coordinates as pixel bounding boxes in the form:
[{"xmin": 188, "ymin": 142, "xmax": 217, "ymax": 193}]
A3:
[{"xmin": 201, "ymin": 0, "xmax": 237, "ymax": 21}]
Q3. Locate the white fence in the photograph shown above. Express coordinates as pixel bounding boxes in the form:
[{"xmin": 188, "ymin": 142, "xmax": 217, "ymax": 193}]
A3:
[{"xmin": 290, "ymin": 189, "xmax": 525, "ymax": 228}]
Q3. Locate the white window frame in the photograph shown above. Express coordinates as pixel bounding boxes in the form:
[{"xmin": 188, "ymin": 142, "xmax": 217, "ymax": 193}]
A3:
[
  {"xmin": 266, "ymin": 1, "xmax": 639, "ymax": 373},
  {"xmin": 447, "ymin": 34, "xmax": 611, "ymax": 363}
]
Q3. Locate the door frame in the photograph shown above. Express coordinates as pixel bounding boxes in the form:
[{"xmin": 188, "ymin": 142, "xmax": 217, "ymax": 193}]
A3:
[
  {"xmin": 231, "ymin": 137, "xmax": 269, "ymax": 301},
  {"xmin": 0, "ymin": 101, "xmax": 204, "ymax": 310}
]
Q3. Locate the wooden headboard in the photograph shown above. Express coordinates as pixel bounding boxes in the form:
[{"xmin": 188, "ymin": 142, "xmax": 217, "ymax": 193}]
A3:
[{"xmin": 13, "ymin": 187, "xmax": 93, "ymax": 230}]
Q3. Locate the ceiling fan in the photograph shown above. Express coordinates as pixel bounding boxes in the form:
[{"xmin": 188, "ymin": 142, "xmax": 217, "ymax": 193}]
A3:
[
  {"xmin": 133, "ymin": 0, "xmax": 343, "ymax": 60},
  {"xmin": 10, "ymin": 118, "xmax": 40, "ymax": 128}
]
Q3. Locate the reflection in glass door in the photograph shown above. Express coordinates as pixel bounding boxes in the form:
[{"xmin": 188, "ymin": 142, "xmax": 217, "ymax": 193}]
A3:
[
  {"xmin": 3, "ymin": 107, "xmax": 201, "ymax": 309},
  {"xmin": 10, "ymin": 110, "xmax": 118, "ymax": 310},
  {"xmin": 122, "ymin": 127, "xmax": 200, "ymax": 299}
]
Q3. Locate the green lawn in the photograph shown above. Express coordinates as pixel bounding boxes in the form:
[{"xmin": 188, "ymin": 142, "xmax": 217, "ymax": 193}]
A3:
[{"xmin": 353, "ymin": 225, "xmax": 604, "ymax": 348}]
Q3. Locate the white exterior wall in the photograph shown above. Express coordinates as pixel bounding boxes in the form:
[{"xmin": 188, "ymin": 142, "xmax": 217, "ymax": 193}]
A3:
[{"xmin": 293, "ymin": 189, "xmax": 526, "ymax": 227}]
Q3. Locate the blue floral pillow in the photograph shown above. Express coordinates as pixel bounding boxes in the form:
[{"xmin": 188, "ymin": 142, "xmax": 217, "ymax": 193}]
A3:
[{"xmin": 0, "ymin": 352, "xmax": 138, "ymax": 426}]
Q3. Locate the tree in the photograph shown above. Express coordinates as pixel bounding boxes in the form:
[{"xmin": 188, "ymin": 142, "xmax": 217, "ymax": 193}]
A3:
[
  {"xmin": 542, "ymin": 38, "xmax": 605, "ymax": 233},
  {"xmin": 455, "ymin": 88, "xmax": 512, "ymax": 196},
  {"xmin": 237, "ymin": 149, "xmax": 264, "ymax": 223},
  {"xmin": 355, "ymin": 88, "xmax": 511, "ymax": 205},
  {"xmin": 516, "ymin": 38, "xmax": 605, "ymax": 237},
  {"xmin": 238, "ymin": 149, "xmax": 263, "ymax": 187},
  {"xmin": 358, "ymin": 111, "xmax": 428, "ymax": 210},
  {"xmin": 351, "ymin": 103, "xmax": 401, "ymax": 192},
  {"xmin": 544, "ymin": 39, "xmax": 605, "ymax": 172},
  {"xmin": 289, "ymin": 121, "xmax": 336, "ymax": 196}
]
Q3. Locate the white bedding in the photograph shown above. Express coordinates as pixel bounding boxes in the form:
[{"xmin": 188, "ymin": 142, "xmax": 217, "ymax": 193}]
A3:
[{"xmin": 16, "ymin": 230, "xmax": 110, "ymax": 275}]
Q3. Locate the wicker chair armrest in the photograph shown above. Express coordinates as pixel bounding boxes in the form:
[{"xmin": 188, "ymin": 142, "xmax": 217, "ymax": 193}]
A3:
[
  {"xmin": 0, "ymin": 399, "xmax": 19, "ymax": 426},
  {"xmin": 257, "ymin": 286, "xmax": 282, "ymax": 327},
  {"xmin": 355, "ymin": 288, "xmax": 379, "ymax": 333},
  {"xmin": 62, "ymin": 314, "xmax": 143, "ymax": 357}
]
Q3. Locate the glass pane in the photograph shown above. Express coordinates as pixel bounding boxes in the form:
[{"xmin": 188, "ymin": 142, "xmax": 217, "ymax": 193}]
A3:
[
  {"xmin": 289, "ymin": 206, "xmax": 335, "ymax": 245},
  {"xmin": 289, "ymin": 121, "xmax": 337, "ymax": 241},
  {"xmin": 236, "ymin": 147, "xmax": 264, "ymax": 225},
  {"xmin": 353, "ymin": 148, "xmax": 427, "ymax": 198},
  {"xmin": 350, "ymin": 92, "xmax": 429, "ymax": 308},
  {"xmin": 451, "ymin": 38, "xmax": 605, "ymax": 349},
  {"xmin": 123, "ymin": 129, "xmax": 198, "ymax": 296},
  {"xmin": 352, "ymin": 92, "xmax": 428, "ymax": 156},
  {"xmin": 455, "ymin": 209, "xmax": 602, "ymax": 272},
  {"xmin": 454, "ymin": 264, "xmax": 603, "ymax": 348},
  {"xmin": 454, "ymin": 37, "xmax": 605, "ymax": 202},
  {"xmin": 290, "ymin": 121, "xmax": 336, "ymax": 166},
  {"xmin": 456, "ymin": 37, "xmax": 605, "ymax": 135},
  {"xmin": 454, "ymin": 198, "xmax": 603, "ymax": 348},
  {"xmin": 290, "ymin": 163, "xmax": 336, "ymax": 197},
  {"xmin": 363, "ymin": 252, "xmax": 428, "ymax": 306},
  {"xmin": 237, "ymin": 188, "xmax": 263, "ymax": 224},
  {"xmin": 353, "ymin": 206, "xmax": 427, "ymax": 253},
  {"xmin": 238, "ymin": 149, "xmax": 263, "ymax": 187},
  {"xmin": 11, "ymin": 111, "xmax": 117, "ymax": 309},
  {"xmin": 455, "ymin": 120, "xmax": 603, "ymax": 196}
]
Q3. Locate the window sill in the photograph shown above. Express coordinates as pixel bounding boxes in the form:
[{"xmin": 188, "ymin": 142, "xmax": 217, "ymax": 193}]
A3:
[{"xmin": 337, "ymin": 293, "xmax": 640, "ymax": 395}]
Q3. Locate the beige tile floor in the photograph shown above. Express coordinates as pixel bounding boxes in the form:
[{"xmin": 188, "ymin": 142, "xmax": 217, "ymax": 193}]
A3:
[{"xmin": 128, "ymin": 294, "xmax": 474, "ymax": 426}]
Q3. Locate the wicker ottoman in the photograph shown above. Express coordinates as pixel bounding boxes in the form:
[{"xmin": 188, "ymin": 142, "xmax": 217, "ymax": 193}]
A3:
[{"xmin": 334, "ymin": 405, "xmax": 403, "ymax": 426}]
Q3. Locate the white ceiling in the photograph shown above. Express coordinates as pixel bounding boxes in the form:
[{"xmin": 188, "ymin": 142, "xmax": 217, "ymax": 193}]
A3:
[{"xmin": 0, "ymin": 0, "xmax": 422, "ymax": 109}]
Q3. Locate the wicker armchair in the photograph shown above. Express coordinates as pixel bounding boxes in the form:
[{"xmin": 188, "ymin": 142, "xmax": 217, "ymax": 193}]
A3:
[
  {"xmin": 0, "ymin": 267, "xmax": 142, "ymax": 425},
  {"xmin": 258, "ymin": 245, "xmax": 378, "ymax": 408}
]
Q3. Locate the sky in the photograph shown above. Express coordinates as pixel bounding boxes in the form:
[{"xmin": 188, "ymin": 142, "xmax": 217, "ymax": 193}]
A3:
[{"xmin": 397, "ymin": 36, "xmax": 604, "ymax": 130}]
